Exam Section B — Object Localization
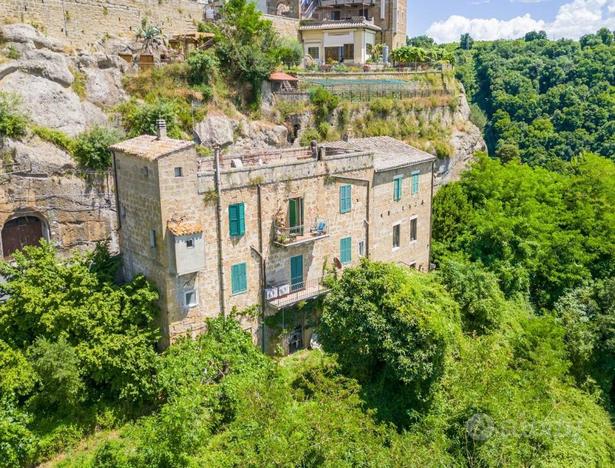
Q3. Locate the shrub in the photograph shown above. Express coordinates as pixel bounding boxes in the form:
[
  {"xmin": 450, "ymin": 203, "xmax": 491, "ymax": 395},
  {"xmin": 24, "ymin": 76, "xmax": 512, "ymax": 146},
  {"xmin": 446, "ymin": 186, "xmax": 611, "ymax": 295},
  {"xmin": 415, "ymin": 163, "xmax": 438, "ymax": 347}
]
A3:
[
  {"xmin": 309, "ymin": 87, "xmax": 339, "ymax": 125},
  {"xmin": 469, "ymin": 103, "xmax": 487, "ymax": 130},
  {"xmin": 434, "ymin": 139, "xmax": 454, "ymax": 158},
  {"xmin": 299, "ymin": 127, "xmax": 321, "ymax": 146},
  {"xmin": 369, "ymin": 97, "xmax": 394, "ymax": 115},
  {"xmin": 117, "ymin": 98, "xmax": 187, "ymax": 139},
  {"xmin": 29, "ymin": 337, "xmax": 85, "ymax": 408},
  {"xmin": 73, "ymin": 126, "xmax": 123, "ymax": 170},
  {"xmin": 186, "ymin": 50, "xmax": 218, "ymax": 86},
  {"xmin": 0, "ymin": 399, "xmax": 36, "ymax": 468},
  {"xmin": 275, "ymin": 38, "xmax": 303, "ymax": 67},
  {"xmin": 0, "ymin": 92, "xmax": 28, "ymax": 139},
  {"xmin": 0, "ymin": 341, "xmax": 36, "ymax": 400},
  {"xmin": 31, "ymin": 126, "xmax": 75, "ymax": 154}
]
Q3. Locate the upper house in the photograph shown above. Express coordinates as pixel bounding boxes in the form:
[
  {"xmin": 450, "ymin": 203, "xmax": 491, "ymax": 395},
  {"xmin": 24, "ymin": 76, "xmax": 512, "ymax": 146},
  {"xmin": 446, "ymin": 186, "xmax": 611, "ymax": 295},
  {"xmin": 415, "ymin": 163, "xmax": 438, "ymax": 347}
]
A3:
[{"xmin": 111, "ymin": 125, "xmax": 435, "ymax": 352}]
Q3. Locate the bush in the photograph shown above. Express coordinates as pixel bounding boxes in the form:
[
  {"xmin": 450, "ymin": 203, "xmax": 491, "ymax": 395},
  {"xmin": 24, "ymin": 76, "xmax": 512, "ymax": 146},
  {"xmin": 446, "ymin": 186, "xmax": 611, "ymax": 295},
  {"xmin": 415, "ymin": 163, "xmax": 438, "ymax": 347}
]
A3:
[
  {"xmin": 309, "ymin": 87, "xmax": 339, "ymax": 125},
  {"xmin": 369, "ymin": 97, "xmax": 394, "ymax": 115},
  {"xmin": 0, "ymin": 399, "xmax": 36, "ymax": 468},
  {"xmin": 186, "ymin": 50, "xmax": 218, "ymax": 86},
  {"xmin": 31, "ymin": 126, "xmax": 75, "ymax": 154},
  {"xmin": 0, "ymin": 341, "xmax": 36, "ymax": 400},
  {"xmin": 298, "ymin": 128, "xmax": 321, "ymax": 146},
  {"xmin": 117, "ymin": 98, "xmax": 188, "ymax": 139},
  {"xmin": 0, "ymin": 242, "xmax": 160, "ymax": 403},
  {"xmin": 469, "ymin": 103, "xmax": 487, "ymax": 130},
  {"xmin": 0, "ymin": 92, "xmax": 28, "ymax": 139},
  {"xmin": 29, "ymin": 337, "xmax": 85, "ymax": 408},
  {"xmin": 73, "ymin": 126, "xmax": 122, "ymax": 170},
  {"xmin": 275, "ymin": 38, "xmax": 303, "ymax": 67}
]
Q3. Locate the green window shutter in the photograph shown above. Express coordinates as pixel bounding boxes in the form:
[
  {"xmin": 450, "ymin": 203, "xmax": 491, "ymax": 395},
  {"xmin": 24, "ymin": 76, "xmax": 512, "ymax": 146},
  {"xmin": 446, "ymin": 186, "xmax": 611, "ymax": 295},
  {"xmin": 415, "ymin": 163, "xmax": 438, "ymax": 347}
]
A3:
[
  {"xmin": 229, "ymin": 203, "xmax": 245, "ymax": 236},
  {"xmin": 394, "ymin": 176, "xmax": 402, "ymax": 201},
  {"xmin": 340, "ymin": 237, "xmax": 352, "ymax": 264},
  {"xmin": 231, "ymin": 263, "xmax": 247, "ymax": 294},
  {"xmin": 340, "ymin": 185, "xmax": 351, "ymax": 213},
  {"xmin": 411, "ymin": 171, "xmax": 420, "ymax": 194}
]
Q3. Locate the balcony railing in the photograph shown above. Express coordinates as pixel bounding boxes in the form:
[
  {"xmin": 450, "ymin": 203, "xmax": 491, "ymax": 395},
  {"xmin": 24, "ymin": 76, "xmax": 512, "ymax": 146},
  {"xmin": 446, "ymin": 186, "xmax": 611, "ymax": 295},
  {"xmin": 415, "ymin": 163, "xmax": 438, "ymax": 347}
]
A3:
[
  {"xmin": 273, "ymin": 219, "xmax": 329, "ymax": 247},
  {"xmin": 265, "ymin": 278, "xmax": 329, "ymax": 309}
]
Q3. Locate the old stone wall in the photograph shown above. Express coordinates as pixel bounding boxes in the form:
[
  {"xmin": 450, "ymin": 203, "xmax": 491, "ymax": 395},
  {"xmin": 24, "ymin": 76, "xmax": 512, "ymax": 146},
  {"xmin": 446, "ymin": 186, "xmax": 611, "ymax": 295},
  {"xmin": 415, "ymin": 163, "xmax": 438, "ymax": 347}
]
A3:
[
  {"xmin": 0, "ymin": 0, "xmax": 203, "ymax": 48},
  {"xmin": 264, "ymin": 14, "xmax": 300, "ymax": 39}
]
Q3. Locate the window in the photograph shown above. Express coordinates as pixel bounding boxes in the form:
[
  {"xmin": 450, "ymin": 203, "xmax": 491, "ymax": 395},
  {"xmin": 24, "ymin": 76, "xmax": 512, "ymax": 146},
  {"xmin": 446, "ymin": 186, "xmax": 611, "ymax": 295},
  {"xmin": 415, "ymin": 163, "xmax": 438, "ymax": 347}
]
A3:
[
  {"xmin": 393, "ymin": 175, "xmax": 403, "ymax": 201},
  {"xmin": 231, "ymin": 263, "xmax": 247, "ymax": 295},
  {"xmin": 366, "ymin": 43, "xmax": 373, "ymax": 55},
  {"xmin": 290, "ymin": 255, "xmax": 304, "ymax": 292},
  {"xmin": 307, "ymin": 46, "xmax": 320, "ymax": 60},
  {"xmin": 339, "ymin": 185, "xmax": 352, "ymax": 213},
  {"xmin": 410, "ymin": 217, "xmax": 417, "ymax": 242},
  {"xmin": 411, "ymin": 170, "xmax": 420, "ymax": 195},
  {"xmin": 184, "ymin": 288, "xmax": 197, "ymax": 307},
  {"xmin": 228, "ymin": 203, "xmax": 245, "ymax": 237},
  {"xmin": 359, "ymin": 7, "xmax": 368, "ymax": 18},
  {"xmin": 149, "ymin": 229, "xmax": 156, "ymax": 248},
  {"xmin": 332, "ymin": 10, "xmax": 341, "ymax": 20},
  {"xmin": 340, "ymin": 237, "xmax": 352, "ymax": 264},
  {"xmin": 358, "ymin": 240, "xmax": 365, "ymax": 257},
  {"xmin": 174, "ymin": 167, "xmax": 183, "ymax": 177},
  {"xmin": 409, "ymin": 262, "xmax": 417, "ymax": 269},
  {"xmin": 393, "ymin": 224, "xmax": 400, "ymax": 249},
  {"xmin": 142, "ymin": 166, "xmax": 149, "ymax": 178},
  {"xmin": 186, "ymin": 238, "xmax": 194, "ymax": 249},
  {"xmin": 343, "ymin": 43, "xmax": 354, "ymax": 60},
  {"xmin": 288, "ymin": 198, "xmax": 304, "ymax": 236}
]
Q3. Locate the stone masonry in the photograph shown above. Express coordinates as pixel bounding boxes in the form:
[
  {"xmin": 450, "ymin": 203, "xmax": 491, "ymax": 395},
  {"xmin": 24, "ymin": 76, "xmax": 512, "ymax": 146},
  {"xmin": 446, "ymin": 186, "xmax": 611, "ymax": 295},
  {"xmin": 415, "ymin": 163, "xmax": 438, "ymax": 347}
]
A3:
[
  {"xmin": 111, "ymin": 132, "xmax": 435, "ymax": 351},
  {"xmin": 0, "ymin": 0, "xmax": 204, "ymax": 48}
]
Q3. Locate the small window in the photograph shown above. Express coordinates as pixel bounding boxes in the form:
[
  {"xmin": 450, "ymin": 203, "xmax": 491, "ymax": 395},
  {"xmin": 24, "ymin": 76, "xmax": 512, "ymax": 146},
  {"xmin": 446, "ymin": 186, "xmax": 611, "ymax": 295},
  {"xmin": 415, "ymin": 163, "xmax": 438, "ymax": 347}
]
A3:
[
  {"xmin": 229, "ymin": 203, "xmax": 246, "ymax": 237},
  {"xmin": 186, "ymin": 238, "xmax": 194, "ymax": 249},
  {"xmin": 358, "ymin": 240, "xmax": 365, "ymax": 257},
  {"xmin": 393, "ymin": 175, "xmax": 403, "ymax": 201},
  {"xmin": 340, "ymin": 237, "xmax": 352, "ymax": 264},
  {"xmin": 343, "ymin": 43, "xmax": 354, "ymax": 60},
  {"xmin": 307, "ymin": 46, "xmax": 320, "ymax": 60},
  {"xmin": 393, "ymin": 224, "xmax": 400, "ymax": 249},
  {"xmin": 409, "ymin": 262, "xmax": 417, "ymax": 270},
  {"xmin": 411, "ymin": 170, "xmax": 420, "ymax": 195},
  {"xmin": 184, "ymin": 289, "xmax": 198, "ymax": 307},
  {"xmin": 339, "ymin": 185, "xmax": 352, "ymax": 213},
  {"xmin": 231, "ymin": 262, "xmax": 248, "ymax": 295},
  {"xmin": 174, "ymin": 167, "xmax": 183, "ymax": 177},
  {"xmin": 332, "ymin": 10, "xmax": 341, "ymax": 20},
  {"xmin": 149, "ymin": 229, "xmax": 156, "ymax": 248},
  {"xmin": 410, "ymin": 217, "xmax": 417, "ymax": 242},
  {"xmin": 142, "ymin": 166, "xmax": 149, "ymax": 178}
]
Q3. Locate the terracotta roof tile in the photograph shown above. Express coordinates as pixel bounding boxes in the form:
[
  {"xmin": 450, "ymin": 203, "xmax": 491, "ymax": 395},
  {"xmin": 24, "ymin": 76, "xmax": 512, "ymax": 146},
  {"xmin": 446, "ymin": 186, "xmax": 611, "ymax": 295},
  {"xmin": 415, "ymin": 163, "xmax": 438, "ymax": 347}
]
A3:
[
  {"xmin": 167, "ymin": 218, "xmax": 203, "ymax": 236},
  {"xmin": 111, "ymin": 135, "xmax": 194, "ymax": 161}
]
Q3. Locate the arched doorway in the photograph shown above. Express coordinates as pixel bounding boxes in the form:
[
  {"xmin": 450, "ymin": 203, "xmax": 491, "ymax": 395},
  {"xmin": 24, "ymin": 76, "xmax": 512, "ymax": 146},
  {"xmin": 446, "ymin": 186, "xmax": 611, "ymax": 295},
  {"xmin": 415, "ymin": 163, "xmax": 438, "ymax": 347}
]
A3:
[{"xmin": 1, "ymin": 215, "xmax": 47, "ymax": 257}]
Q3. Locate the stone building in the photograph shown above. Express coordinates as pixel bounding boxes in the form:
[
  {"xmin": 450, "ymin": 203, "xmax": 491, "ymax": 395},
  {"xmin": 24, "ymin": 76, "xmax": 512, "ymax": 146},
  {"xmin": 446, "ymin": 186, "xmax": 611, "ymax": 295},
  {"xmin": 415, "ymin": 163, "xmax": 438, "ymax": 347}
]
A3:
[
  {"xmin": 111, "ymin": 127, "xmax": 435, "ymax": 351},
  {"xmin": 305, "ymin": 0, "xmax": 407, "ymax": 51}
]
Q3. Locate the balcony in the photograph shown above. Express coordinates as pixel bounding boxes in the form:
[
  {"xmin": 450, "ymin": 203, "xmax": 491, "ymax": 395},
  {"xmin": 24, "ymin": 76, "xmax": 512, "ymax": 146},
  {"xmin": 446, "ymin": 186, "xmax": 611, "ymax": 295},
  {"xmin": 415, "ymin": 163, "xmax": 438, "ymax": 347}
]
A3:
[
  {"xmin": 319, "ymin": 0, "xmax": 375, "ymax": 7},
  {"xmin": 265, "ymin": 278, "xmax": 329, "ymax": 310},
  {"xmin": 273, "ymin": 219, "xmax": 329, "ymax": 247}
]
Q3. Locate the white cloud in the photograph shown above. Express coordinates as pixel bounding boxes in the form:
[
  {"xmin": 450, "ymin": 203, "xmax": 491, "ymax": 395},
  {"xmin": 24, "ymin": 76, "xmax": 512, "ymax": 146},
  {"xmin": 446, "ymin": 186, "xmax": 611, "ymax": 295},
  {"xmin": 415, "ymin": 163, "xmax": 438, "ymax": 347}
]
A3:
[{"xmin": 426, "ymin": 0, "xmax": 615, "ymax": 43}]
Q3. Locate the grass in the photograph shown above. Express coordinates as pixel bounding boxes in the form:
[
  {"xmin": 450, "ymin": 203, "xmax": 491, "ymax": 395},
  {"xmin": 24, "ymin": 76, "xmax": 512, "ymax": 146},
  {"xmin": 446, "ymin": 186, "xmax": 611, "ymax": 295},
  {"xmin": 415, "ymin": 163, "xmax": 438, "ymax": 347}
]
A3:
[
  {"xmin": 32, "ymin": 126, "xmax": 75, "ymax": 154},
  {"xmin": 70, "ymin": 67, "xmax": 87, "ymax": 100}
]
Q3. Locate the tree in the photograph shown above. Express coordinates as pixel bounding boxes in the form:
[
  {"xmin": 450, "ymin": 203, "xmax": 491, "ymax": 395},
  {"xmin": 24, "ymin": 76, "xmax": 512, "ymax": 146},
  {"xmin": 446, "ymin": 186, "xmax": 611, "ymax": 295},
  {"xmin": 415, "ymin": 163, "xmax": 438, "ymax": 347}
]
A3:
[
  {"xmin": 72, "ymin": 126, "xmax": 123, "ymax": 170},
  {"xmin": 524, "ymin": 30, "xmax": 547, "ymax": 41},
  {"xmin": 407, "ymin": 35, "xmax": 435, "ymax": 48},
  {"xmin": 0, "ymin": 242, "xmax": 160, "ymax": 402},
  {"xmin": 318, "ymin": 260, "xmax": 460, "ymax": 425},
  {"xmin": 460, "ymin": 33, "xmax": 474, "ymax": 50}
]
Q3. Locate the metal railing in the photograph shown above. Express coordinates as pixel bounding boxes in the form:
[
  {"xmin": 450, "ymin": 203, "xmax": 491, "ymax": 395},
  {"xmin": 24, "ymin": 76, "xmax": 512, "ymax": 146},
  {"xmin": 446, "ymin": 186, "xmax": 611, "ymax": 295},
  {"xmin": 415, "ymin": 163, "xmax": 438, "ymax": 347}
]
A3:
[
  {"xmin": 273, "ymin": 219, "xmax": 328, "ymax": 245},
  {"xmin": 265, "ymin": 278, "xmax": 328, "ymax": 309}
]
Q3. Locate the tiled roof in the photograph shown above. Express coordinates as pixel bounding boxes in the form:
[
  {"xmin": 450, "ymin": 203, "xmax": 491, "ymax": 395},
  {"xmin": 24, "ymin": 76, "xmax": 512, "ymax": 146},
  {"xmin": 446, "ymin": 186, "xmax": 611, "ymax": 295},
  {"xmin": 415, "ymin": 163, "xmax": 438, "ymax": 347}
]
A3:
[
  {"xmin": 167, "ymin": 218, "xmax": 203, "ymax": 236},
  {"xmin": 324, "ymin": 136, "xmax": 436, "ymax": 171},
  {"xmin": 110, "ymin": 135, "xmax": 194, "ymax": 161},
  {"xmin": 269, "ymin": 71, "xmax": 299, "ymax": 81},
  {"xmin": 299, "ymin": 20, "xmax": 381, "ymax": 32}
]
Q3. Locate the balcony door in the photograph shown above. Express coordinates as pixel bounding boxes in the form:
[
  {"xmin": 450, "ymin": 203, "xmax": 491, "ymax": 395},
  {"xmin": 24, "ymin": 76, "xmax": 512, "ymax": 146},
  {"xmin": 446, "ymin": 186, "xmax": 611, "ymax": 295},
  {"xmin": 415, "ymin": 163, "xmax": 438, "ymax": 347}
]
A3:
[
  {"xmin": 290, "ymin": 255, "xmax": 304, "ymax": 292},
  {"xmin": 288, "ymin": 197, "xmax": 304, "ymax": 236}
]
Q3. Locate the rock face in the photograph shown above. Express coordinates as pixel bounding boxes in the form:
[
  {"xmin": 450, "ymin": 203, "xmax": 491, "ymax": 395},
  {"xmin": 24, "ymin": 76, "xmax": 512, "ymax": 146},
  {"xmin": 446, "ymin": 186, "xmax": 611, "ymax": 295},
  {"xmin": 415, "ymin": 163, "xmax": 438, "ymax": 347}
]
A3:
[
  {"xmin": 195, "ymin": 114, "xmax": 289, "ymax": 152},
  {"xmin": 0, "ymin": 24, "xmax": 121, "ymax": 256}
]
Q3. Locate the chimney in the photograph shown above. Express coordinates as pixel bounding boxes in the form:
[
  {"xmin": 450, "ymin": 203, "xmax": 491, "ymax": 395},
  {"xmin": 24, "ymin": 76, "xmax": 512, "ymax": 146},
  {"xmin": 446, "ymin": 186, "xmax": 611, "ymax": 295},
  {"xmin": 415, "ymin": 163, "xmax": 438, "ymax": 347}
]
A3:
[{"xmin": 156, "ymin": 118, "xmax": 167, "ymax": 139}]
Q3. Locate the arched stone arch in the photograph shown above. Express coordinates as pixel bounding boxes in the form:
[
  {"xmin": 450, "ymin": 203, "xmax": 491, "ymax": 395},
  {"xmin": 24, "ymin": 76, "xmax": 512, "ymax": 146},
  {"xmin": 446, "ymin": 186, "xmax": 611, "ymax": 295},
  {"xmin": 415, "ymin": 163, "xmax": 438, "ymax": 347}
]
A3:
[{"xmin": 1, "ymin": 213, "xmax": 49, "ymax": 257}]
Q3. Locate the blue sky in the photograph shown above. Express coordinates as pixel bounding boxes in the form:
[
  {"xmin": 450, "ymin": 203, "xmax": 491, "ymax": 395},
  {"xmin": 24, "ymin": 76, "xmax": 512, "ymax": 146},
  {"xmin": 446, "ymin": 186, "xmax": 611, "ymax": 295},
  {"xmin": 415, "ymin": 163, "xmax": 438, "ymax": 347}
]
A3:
[{"xmin": 410, "ymin": 0, "xmax": 615, "ymax": 43}]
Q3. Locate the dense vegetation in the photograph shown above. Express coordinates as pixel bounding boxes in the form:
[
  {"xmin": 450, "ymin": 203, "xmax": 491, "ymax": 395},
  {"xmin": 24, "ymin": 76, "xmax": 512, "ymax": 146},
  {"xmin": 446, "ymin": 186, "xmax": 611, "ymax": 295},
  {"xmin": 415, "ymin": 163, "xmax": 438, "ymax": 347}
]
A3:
[
  {"xmin": 452, "ymin": 29, "xmax": 614, "ymax": 167},
  {"xmin": 2, "ymin": 248, "xmax": 612, "ymax": 467}
]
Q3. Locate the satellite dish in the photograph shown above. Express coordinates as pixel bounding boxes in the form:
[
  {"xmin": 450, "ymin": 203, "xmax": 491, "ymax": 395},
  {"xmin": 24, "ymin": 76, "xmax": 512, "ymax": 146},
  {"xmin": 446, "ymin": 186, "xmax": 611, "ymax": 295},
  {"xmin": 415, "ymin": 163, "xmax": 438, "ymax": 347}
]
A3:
[{"xmin": 333, "ymin": 257, "xmax": 342, "ymax": 269}]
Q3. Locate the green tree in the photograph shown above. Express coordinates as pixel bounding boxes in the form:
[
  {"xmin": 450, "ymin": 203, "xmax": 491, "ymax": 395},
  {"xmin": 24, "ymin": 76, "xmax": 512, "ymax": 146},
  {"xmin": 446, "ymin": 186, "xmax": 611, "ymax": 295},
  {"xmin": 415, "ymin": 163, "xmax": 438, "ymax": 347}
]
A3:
[
  {"xmin": 72, "ymin": 126, "xmax": 123, "ymax": 170},
  {"xmin": 460, "ymin": 33, "xmax": 474, "ymax": 50}
]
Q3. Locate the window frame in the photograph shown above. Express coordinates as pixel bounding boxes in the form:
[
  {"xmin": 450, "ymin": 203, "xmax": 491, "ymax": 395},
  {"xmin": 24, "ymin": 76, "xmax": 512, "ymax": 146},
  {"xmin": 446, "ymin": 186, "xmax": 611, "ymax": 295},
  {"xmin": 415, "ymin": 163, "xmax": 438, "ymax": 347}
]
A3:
[
  {"xmin": 411, "ymin": 170, "xmax": 420, "ymax": 195},
  {"xmin": 409, "ymin": 216, "xmax": 418, "ymax": 243},
  {"xmin": 340, "ymin": 236, "xmax": 352, "ymax": 264},
  {"xmin": 184, "ymin": 288, "xmax": 198, "ymax": 308},
  {"xmin": 228, "ymin": 202, "xmax": 246, "ymax": 237},
  {"xmin": 231, "ymin": 262, "xmax": 248, "ymax": 295},
  {"xmin": 392, "ymin": 223, "xmax": 401, "ymax": 250},
  {"xmin": 358, "ymin": 240, "xmax": 365, "ymax": 257},
  {"xmin": 339, "ymin": 184, "xmax": 352, "ymax": 214},
  {"xmin": 393, "ymin": 175, "xmax": 403, "ymax": 201},
  {"xmin": 174, "ymin": 167, "xmax": 183, "ymax": 177},
  {"xmin": 186, "ymin": 238, "xmax": 195, "ymax": 249}
]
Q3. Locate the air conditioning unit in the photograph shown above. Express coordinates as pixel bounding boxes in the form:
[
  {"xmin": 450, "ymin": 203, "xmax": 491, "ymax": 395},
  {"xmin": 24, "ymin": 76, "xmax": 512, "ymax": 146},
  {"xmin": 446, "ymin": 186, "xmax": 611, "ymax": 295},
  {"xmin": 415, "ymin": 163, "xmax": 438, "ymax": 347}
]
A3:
[
  {"xmin": 265, "ymin": 287, "xmax": 279, "ymax": 300},
  {"xmin": 278, "ymin": 283, "xmax": 290, "ymax": 296}
]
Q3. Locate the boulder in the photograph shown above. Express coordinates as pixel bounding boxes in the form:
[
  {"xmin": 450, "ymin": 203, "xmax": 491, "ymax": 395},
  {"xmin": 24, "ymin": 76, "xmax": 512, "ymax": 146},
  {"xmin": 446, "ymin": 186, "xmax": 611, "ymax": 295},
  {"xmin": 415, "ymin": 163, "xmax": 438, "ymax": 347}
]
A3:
[
  {"xmin": 81, "ymin": 65, "xmax": 127, "ymax": 108},
  {"xmin": 19, "ymin": 48, "xmax": 74, "ymax": 86},
  {"xmin": 0, "ymin": 71, "xmax": 88, "ymax": 136},
  {"xmin": 0, "ymin": 23, "xmax": 66, "ymax": 52},
  {"xmin": 4, "ymin": 137, "xmax": 76, "ymax": 175},
  {"xmin": 194, "ymin": 115, "xmax": 235, "ymax": 147}
]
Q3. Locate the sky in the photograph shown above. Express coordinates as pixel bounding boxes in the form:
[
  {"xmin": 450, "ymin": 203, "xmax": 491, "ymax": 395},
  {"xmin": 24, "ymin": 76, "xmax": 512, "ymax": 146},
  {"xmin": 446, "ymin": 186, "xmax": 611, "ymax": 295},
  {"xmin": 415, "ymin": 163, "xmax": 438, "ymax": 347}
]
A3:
[{"xmin": 409, "ymin": 0, "xmax": 615, "ymax": 43}]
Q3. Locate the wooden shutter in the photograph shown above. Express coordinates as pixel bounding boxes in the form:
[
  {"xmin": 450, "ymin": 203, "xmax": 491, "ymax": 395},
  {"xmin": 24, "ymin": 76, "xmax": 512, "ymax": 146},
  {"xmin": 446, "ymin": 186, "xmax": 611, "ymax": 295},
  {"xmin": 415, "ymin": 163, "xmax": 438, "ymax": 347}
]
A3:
[
  {"xmin": 231, "ymin": 263, "xmax": 247, "ymax": 294},
  {"xmin": 229, "ymin": 203, "xmax": 245, "ymax": 236},
  {"xmin": 411, "ymin": 171, "xmax": 420, "ymax": 194},
  {"xmin": 394, "ymin": 176, "xmax": 402, "ymax": 201},
  {"xmin": 340, "ymin": 185, "xmax": 351, "ymax": 213},
  {"xmin": 340, "ymin": 237, "xmax": 352, "ymax": 264}
]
